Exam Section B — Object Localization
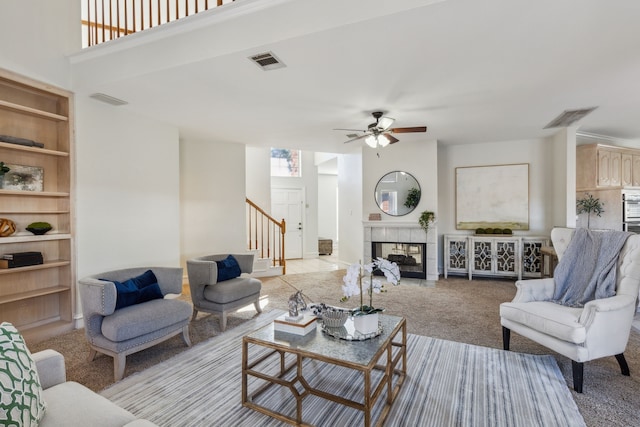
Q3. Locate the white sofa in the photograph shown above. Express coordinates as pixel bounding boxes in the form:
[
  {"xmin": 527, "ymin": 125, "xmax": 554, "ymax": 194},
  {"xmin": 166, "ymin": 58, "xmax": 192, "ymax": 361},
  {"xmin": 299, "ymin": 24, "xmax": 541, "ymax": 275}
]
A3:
[{"xmin": 34, "ymin": 349, "xmax": 157, "ymax": 427}]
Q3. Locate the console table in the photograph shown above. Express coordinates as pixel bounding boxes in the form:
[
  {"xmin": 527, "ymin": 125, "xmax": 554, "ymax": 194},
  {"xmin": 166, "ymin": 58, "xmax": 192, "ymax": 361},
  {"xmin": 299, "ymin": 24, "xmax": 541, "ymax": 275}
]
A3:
[{"xmin": 444, "ymin": 235, "xmax": 549, "ymax": 280}]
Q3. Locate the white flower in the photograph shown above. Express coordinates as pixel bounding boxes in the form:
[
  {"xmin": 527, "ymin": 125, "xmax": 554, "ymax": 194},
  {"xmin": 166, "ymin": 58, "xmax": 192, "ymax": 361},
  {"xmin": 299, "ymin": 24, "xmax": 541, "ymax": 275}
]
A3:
[
  {"xmin": 374, "ymin": 257, "xmax": 400, "ymax": 286},
  {"xmin": 342, "ymin": 263, "xmax": 361, "ymax": 297}
]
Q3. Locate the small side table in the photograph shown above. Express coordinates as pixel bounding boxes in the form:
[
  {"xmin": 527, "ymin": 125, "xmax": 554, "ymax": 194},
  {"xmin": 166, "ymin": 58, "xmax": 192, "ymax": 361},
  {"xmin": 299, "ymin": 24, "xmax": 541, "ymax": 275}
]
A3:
[{"xmin": 540, "ymin": 246, "xmax": 558, "ymax": 277}]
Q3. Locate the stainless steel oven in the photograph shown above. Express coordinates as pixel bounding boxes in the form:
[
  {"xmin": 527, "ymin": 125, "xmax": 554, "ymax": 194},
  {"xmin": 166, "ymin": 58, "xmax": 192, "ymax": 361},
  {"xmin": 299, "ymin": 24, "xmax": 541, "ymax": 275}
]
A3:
[{"xmin": 622, "ymin": 189, "xmax": 640, "ymax": 232}]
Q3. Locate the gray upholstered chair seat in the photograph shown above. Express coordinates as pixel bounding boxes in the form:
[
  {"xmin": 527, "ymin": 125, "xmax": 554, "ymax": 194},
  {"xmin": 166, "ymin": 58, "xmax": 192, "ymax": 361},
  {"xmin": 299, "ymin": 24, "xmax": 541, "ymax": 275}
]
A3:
[
  {"xmin": 187, "ymin": 253, "xmax": 262, "ymax": 332},
  {"xmin": 203, "ymin": 277, "xmax": 262, "ymax": 304},
  {"xmin": 101, "ymin": 299, "xmax": 192, "ymax": 342},
  {"xmin": 79, "ymin": 267, "xmax": 192, "ymax": 381}
]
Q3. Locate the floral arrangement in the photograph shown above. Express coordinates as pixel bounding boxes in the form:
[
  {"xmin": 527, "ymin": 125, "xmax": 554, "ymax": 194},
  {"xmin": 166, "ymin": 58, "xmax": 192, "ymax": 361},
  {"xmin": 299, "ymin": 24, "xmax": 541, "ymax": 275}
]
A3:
[{"xmin": 342, "ymin": 257, "xmax": 400, "ymax": 316}]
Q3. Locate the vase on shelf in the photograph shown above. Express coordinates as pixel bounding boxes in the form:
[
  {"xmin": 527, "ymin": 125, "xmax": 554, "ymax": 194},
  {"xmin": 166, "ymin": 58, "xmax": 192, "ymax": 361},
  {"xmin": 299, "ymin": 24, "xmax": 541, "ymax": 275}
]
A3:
[{"xmin": 353, "ymin": 312, "xmax": 379, "ymax": 334}]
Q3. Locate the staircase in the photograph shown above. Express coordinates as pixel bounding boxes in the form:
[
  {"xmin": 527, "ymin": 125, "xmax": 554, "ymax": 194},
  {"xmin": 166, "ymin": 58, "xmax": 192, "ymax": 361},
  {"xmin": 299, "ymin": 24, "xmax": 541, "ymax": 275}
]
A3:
[{"xmin": 246, "ymin": 198, "xmax": 286, "ymax": 276}]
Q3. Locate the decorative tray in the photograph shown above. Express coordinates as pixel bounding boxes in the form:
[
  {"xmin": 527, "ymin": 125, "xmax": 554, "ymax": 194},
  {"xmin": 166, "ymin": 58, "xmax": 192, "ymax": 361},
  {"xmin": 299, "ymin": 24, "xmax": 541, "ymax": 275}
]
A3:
[{"xmin": 321, "ymin": 317, "xmax": 382, "ymax": 341}]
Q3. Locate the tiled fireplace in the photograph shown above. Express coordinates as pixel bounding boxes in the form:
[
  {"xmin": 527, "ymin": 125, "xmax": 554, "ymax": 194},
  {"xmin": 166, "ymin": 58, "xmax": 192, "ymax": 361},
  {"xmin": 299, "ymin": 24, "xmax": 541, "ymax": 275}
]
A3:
[{"xmin": 363, "ymin": 221, "xmax": 438, "ymax": 281}]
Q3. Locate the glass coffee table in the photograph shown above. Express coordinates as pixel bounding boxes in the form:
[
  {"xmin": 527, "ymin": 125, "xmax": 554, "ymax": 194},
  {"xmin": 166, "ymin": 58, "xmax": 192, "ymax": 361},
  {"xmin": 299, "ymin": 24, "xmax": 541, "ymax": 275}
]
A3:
[{"xmin": 241, "ymin": 314, "xmax": 406, "ymax": 427}]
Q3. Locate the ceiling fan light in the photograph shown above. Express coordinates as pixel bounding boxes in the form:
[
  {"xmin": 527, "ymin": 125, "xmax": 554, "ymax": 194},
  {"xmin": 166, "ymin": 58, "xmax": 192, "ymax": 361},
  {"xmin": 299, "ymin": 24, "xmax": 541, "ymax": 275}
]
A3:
[
  {"xmin": 378, "ymin": 134, "xmax": 391, "ymax": 147},
  {"xmin": 377, "ymin": 117, "xmax": 395, "ymax": 130},
  {"xmin": 365, "ymin": 135, "xmax": 377, "ymax": 148}
]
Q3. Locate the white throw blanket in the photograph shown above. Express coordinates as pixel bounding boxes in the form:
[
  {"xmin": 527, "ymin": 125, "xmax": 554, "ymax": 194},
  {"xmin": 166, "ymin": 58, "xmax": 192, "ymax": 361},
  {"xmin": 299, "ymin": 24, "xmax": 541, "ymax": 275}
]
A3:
[{"xmin": 552, "ymin": 228, "xmax": 632, "ymax": 307}]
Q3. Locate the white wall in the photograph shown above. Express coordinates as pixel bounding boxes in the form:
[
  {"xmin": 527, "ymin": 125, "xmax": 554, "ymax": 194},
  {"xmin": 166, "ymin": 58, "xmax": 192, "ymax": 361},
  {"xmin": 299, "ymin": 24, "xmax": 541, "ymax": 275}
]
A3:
[
  {"xmin": 245, "ymin": 145, "xmax": 271, "ymax": 211},
  {"xmin": 338, "ymin": 152, "xmax": 363, "ymax": 264},
  {"xmin": 318, "ymin": 174, "xmax": 338, "ymax": 241},
  {"xmin": 75, "ymin": 97, "xmax": 181, "ymax": 280},
  {"xmin": 180, "ymin": 139, "xmax": 247, "ymax": 265},
  {"xmin": 0, "ymin": 0, "xmax": 79, "ymax": 87}
]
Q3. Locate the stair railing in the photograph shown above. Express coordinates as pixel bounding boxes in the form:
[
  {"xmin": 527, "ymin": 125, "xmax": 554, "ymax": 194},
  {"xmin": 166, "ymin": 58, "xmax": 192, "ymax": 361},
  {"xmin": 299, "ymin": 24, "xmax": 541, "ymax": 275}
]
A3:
[
  {"xmin": 83, "ymin": 0, "xmax": 234, "ymax": 47},
  {"xmin": 246, "ymin": 198, "xmax": 286, "ymax": 275}
]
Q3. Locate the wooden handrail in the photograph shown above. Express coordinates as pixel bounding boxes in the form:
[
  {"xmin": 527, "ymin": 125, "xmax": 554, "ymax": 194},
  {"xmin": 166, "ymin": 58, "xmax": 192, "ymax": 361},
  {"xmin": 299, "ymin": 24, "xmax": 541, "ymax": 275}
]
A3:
[
  {"xmin": 246, "ymin": 198, "xmax": 286, "ymax": 275},
  {"xmin": 83, "ymin": 0, "xmax": 235, "ymax": 47}
]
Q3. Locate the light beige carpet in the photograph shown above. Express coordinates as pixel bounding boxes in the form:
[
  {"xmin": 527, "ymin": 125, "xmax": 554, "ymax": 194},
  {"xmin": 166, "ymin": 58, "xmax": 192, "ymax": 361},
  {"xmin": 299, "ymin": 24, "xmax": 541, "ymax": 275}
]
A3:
[{"xmin": 31, "ymin": 271, "xmax": 640, "ymax": 427}]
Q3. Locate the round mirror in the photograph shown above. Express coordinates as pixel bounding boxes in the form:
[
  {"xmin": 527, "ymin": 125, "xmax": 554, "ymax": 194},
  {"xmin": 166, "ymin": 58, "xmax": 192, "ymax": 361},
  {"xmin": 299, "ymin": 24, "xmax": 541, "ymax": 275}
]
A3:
[{"xmin": 374, "ymin": 171, "xmax": 421, "ymax": 216}]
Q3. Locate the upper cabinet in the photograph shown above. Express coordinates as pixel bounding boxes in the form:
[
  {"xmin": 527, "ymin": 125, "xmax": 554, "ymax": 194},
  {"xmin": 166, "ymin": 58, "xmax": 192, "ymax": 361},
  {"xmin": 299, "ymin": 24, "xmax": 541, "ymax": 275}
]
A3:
[
  {"xmin": 577, "ymin": 144, "xmax": 640, "ymax": 190},
  {"xmin": 0, "ymin": 68, "xmax": 75, "ymax": 344}
]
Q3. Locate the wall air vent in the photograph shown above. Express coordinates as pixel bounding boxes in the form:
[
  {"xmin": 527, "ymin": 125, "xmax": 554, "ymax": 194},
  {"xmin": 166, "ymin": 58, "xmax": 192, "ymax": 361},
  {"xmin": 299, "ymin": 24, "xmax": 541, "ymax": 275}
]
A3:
[
  {"xmin": 89, "ymin": 93, "xmax": 128, "ymax": 106},
  {"xmin": 249, "ymin": 52, "xmax": 286, "ymax": 71},
  {"xmin": 544, "ymin": 107, "xmax": 597, "ymax": 129}
]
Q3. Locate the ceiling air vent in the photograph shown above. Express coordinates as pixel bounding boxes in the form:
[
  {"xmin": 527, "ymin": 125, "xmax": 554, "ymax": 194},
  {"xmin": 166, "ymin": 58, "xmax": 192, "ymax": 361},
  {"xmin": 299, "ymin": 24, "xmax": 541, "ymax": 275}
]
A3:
[
  {"xmin": 89, "ymin": 93, "xmax": 128, "ymax": 106},
  {"xmin": 544, "ymin": 107, "xmax": 597, "ymax": 129},
  {"xmin": 249, "ymin": 52, "xmax": 286, "ymax": 71}
]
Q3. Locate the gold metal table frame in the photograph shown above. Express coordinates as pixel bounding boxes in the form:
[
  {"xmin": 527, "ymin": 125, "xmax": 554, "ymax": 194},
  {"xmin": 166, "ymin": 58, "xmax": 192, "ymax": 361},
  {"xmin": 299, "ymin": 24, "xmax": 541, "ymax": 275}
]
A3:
[{"xmin": 242, "ymin": 315, "xmax": 407, "ymax": 427}]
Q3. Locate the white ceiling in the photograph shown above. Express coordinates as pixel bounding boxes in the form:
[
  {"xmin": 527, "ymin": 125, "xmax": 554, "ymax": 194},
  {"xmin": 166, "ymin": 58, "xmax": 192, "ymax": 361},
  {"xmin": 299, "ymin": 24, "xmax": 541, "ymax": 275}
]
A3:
[{"xmin": 70, "ymin": 0, "xmax": 640, "ymax": 153}]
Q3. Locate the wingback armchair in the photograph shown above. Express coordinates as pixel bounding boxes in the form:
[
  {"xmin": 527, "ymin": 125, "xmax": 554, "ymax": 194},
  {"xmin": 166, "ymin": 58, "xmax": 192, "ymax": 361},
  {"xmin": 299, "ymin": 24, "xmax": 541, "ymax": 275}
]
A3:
[
  {"xmin": 500, "ymin": 227, "xmax": 640, "ymax": 392},
  {"xmin": 78, "ymin": 267, "xmax": 192, "ymax": 381},
  {"xmin": 187, "ymin": 253, "xmax": 262, "ymax": 332}
]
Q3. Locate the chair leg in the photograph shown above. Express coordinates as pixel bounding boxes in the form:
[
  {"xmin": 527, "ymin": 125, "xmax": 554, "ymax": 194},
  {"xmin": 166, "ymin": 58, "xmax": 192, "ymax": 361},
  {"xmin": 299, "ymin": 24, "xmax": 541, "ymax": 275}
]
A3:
[
  {"xmin": 502, "ymin": 326, "xmax": 511, "ymax": 351},
  {"xmin": 114, "ymin": 353, "xmax": 127, "ymax": 381},
  {"xmin": 254, "ymin": 298, "xmax": 263, "ymax": 314},
  {"xmin": 182, "ymin": 324, "xmax": 192, "ymax": 347},
  {"xmin": 615, "ymin": 353, "xmax": 630, "ymax": 376},
  {"xmin": 88, "ymin": 348, "xmax": 98, "ymax": 362},
  {"xmin": 191, "ymin": 308, "xmax": 198, "ymax": 321},
  {"xmin": 572, "ymin": 361, "xmax": 584, "ymax": 393},
  {"xmin": 219, "ymin": 312, "xmax": 228, "ymax": 332}
]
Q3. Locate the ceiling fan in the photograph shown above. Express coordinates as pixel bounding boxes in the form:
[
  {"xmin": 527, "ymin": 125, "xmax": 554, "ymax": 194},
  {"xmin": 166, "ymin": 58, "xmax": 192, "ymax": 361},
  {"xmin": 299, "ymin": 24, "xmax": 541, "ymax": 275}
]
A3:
[{"xmin": 334, "ymin": 111, "xmax": 427, "ymax": 148}]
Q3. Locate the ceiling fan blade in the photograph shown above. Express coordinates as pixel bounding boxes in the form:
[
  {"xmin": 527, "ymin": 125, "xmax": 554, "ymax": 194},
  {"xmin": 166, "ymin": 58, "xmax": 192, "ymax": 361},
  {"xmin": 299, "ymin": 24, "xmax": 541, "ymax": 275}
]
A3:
[
  {"xmin": 384, "ymin": 133, "xmax": 400, "ymax": 144},
  {"xmin": 333, "ymin": 128, "xmax": 367, "ymax": 132},
  {"xmin": 390, "ymin": 126, "xmax": 427, "ymax": 133},
  {"xmin": 343, "ymin": 134, "xmax": 369, "ymax": 144},
  {"xmin": 377, "ymin": 116, "xmax": 395, "ymax": 131}
]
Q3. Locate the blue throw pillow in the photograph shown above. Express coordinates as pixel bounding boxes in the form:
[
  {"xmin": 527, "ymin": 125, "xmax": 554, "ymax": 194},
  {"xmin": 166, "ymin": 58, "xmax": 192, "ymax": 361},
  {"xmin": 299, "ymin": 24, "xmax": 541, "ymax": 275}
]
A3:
[
  {"xmin": 102, "ymin": 270, "xmax": 164, "ymax": 310},
  {"xmin": 216, "ymin": 255, "xmax": 241, "ymax": 282}
]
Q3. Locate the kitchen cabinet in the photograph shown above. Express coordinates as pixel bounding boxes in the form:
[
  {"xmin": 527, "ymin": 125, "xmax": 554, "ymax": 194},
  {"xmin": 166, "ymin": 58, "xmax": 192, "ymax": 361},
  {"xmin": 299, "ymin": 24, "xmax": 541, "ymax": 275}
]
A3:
[{"xmin": 577, "ymin": 144, "xmax": 640, "ymax": 190}]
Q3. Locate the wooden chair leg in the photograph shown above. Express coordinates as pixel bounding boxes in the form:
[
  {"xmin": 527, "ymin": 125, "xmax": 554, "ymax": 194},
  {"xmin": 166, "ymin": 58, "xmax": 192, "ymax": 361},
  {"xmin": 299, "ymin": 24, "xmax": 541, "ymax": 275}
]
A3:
[
  {"xmin": 572, "ymin": 361, "xmax": 584, "ymax": 393},
  {"xmin": 254, "ymin": 298, "xmax": 263, "ymax": 314},
  {"xmin": 502, "ymin": 326, "xmax": 511, "ymax": 351},
  {"xmin": 88, "ymin": 348, "xmax": 98, "ymax": 362},
  {"xmin": 182, "ymin": 325, "xmax": 192, "ymax": 347},
  {"xmin": 191, "ymin": 308, "xmax": 198, "ymax": 321},
  {"xmin": 615, "ymin": 353, "xmax": 630, "ymax": 376},
  {"xmin": 114, "ymin": 353, "xmax": 127, "ymax": 381},
  {"xmin": 219, "ymin": 312, "xmax": 228, "ymax": 332}
]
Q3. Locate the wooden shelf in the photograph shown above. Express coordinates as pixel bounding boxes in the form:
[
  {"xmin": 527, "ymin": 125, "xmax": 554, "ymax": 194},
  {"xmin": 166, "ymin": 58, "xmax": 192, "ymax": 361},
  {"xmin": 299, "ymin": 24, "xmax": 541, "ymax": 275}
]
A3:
[
  {"xmin": 0, "ymin": 141, "xmax": 69, "ymax": 156},
  {"xmin": 0, "ymin": 260, "xmax": 70, "ymax": 275},
  {"xmin": 0, "ymin": 233, "xmax": 71, "ymax": 244},
  {"xmin": 0, "ymin": 99, "xmax": 68, "ymax": 121},
  {"xmin": 0, "ymin": 189, "xmax": 69, "ymax": 197},
  {"xmin": 0, "ymin": 285, "xmax": 69, "ymax": 304},
  {"xmin": 0, "ymin": 210, "xmax": 70, "ymax": 214}
]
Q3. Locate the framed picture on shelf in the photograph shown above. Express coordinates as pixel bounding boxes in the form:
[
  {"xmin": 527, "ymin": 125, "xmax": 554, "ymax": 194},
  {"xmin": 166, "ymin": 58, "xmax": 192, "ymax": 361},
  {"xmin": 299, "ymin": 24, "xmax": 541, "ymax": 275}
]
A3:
[{"xmin": 2, "ymin": 164, "xmax": 43, "ymax": 192}]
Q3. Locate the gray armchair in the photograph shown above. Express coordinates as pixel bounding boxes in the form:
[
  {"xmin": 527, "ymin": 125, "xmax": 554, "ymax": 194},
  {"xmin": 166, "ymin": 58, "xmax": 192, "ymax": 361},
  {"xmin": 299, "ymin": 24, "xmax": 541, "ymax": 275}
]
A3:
[
  {"xmin": 78, "ymin": 267, "xmax": 192, "ymax": 381},
  {"xmin": 187, "ymin": 254, "xmax": 262, "ymax": 332}
]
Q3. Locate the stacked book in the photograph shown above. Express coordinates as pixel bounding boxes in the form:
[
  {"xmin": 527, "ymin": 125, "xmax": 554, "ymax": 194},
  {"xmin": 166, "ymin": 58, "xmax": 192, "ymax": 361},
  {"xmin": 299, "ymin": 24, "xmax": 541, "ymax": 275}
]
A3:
[
  {"xmin": 273, "ymin": 313, "xmax": 317, "ymax": 336},
  {"xmin": 0, "ymin": 251, "xmax": 44, "ymax": 268}
]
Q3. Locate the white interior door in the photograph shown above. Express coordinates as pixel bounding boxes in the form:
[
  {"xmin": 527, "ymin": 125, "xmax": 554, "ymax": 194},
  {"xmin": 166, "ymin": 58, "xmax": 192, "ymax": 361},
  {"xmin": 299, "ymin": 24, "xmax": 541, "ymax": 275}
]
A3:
[{"xmin": 272, "ymin": 188, "xmax": 303, "ymax": 259}]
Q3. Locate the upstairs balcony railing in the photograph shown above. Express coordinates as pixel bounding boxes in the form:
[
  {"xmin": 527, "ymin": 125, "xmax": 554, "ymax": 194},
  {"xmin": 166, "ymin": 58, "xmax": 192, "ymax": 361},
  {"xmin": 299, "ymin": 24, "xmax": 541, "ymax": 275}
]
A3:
[{"xmin": 82, "ymin": 0, "xmax": 234, "ymax": 47}]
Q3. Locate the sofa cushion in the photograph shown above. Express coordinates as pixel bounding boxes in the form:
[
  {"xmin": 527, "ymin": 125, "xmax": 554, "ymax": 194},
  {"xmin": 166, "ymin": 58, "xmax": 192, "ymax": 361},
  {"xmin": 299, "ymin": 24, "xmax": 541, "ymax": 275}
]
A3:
[
  {"xmin": 500, "ymin": 301, "xmax": 586, "ymax": 343},
  {"xmin": 0, "ymin": 322, "xmax": 47, "ymax": 426},
  {"xmin": 203, "ymin": 277, "xmax": 262, "ymax": 304},
  {"xmin": 215, "ymin": 255, "xmax": 242, "ymax": 282},
  {"xmin": 104, "ymin": 270, "xmax": 164, "ymax": 310},
  {"xmin": 41, "ymin": 381, "xmax": 136, "ymax": 427},
  {"xmin": 101, "ymin": 299, "xmax": 192, "ymax": 342}
]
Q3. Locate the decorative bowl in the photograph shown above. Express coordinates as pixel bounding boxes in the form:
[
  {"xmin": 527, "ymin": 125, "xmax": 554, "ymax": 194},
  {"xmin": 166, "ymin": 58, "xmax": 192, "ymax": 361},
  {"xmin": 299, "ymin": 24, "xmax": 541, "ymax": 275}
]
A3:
[
  {"xmin": 322, "ymin": 310, "xmax": 349, "ymax": 328},
  {"xmin": 26, "ymin": 226, "xmax": 52, "ymax": 235}
]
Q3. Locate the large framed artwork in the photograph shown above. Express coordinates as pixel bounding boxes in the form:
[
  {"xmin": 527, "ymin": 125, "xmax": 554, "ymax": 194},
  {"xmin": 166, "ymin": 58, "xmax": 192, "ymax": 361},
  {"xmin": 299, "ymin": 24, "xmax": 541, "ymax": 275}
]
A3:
[
  {"xmin": 1, "ymin": 164, "xmax": 44, "ymax": 192},
  {"xmin": 455, "ymin": 163, "xmax": 529, "ymax": 230}
]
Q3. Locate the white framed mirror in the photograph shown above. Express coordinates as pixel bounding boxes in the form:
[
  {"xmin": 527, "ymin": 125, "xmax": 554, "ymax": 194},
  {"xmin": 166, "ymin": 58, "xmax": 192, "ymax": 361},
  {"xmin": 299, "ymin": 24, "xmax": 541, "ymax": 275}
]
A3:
[{"xmin": 374, "ymin": 171, "xmax": 421, "ymax": 216}]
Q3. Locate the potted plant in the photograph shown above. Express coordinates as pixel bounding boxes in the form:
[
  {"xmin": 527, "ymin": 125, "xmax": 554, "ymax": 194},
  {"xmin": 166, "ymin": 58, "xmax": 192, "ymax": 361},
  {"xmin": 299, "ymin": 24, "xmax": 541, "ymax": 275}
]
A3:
[
  {"xmin": 419, "ymin": 210, "xmax": 436, "ymax": 234},
  {"xmin": 0, "ymin": 162, "xmax": 9, "ymax": 189},
  {"xmin": 341, "ymin": 258, "xmax": 400, "ymax": 334},
  {"xmin": 576, "ymin": 193, "xmax": 604, "ymax": 229}
]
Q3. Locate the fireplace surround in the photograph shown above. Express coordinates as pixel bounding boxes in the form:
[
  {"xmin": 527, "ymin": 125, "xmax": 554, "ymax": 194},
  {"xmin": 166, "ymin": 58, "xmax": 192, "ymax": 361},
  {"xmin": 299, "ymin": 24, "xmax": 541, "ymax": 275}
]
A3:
[{"xmin": 363, "ymin": 221, "xmax": 438, "ymax": 281}]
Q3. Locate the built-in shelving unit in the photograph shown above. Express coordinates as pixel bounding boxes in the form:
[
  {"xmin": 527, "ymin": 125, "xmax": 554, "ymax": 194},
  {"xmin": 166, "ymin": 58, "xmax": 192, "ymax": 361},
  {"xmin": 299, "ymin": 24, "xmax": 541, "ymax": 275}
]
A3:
[{"xmin": 0, "ymin": 68, "xmax": 75, "ymax": 343}]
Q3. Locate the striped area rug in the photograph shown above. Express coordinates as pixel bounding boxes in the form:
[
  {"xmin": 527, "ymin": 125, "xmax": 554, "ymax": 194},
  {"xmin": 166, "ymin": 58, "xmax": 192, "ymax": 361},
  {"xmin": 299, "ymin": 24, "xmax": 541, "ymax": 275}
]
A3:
[{"xmin": 101, "ymin": 310, "xmax": 585, "ymax": 427}]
